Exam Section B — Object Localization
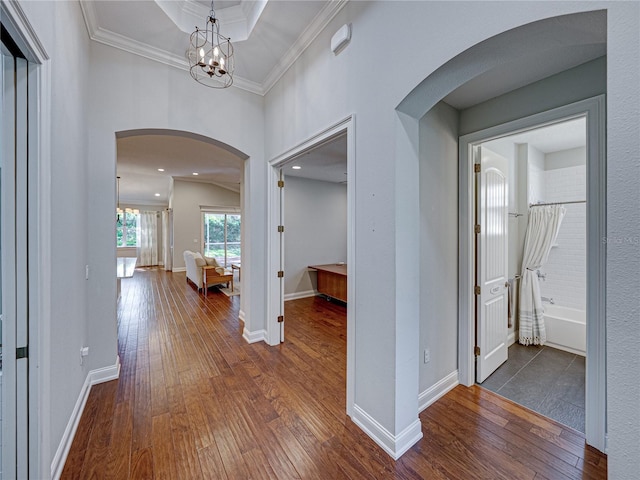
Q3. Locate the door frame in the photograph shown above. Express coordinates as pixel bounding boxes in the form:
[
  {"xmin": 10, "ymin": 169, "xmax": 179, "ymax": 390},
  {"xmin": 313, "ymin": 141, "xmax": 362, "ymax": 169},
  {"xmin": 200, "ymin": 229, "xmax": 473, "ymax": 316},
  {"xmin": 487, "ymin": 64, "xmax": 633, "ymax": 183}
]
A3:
[
  {"xmin": 1, "ymin": 2, "xmax": 50, "ymax": 478},
  {"xmin": 267, "ymin": 114, "xmax": 355, "ymax": 416},
  {"xmin": 458, "ymin": 96, "xmax": 606, "ymax": 451}
]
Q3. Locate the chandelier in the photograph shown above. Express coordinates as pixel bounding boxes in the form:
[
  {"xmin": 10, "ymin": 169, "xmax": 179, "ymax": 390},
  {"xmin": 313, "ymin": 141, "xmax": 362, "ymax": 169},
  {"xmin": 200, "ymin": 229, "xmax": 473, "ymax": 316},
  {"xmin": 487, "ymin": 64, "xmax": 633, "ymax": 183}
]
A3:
[{"xmin": 188, "ymin": 1, "xmax": 234, "ymax": 88}]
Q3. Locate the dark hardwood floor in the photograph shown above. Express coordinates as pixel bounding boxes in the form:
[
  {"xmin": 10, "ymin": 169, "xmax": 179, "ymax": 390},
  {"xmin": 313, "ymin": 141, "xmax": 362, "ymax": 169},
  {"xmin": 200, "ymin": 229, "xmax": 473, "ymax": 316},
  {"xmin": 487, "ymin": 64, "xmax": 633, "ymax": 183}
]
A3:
[{"xmin": 62, "ymin": 268, "xmax": 606, "ymax": 479}]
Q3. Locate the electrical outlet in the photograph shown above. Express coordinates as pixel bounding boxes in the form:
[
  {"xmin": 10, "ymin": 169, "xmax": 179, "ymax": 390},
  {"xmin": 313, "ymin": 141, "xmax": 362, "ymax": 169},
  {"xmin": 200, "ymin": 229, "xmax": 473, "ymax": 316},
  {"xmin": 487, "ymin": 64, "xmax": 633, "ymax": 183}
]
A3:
[{"xmin": 424, "ymin": 349, "xmax": 430, "ymax": 364}]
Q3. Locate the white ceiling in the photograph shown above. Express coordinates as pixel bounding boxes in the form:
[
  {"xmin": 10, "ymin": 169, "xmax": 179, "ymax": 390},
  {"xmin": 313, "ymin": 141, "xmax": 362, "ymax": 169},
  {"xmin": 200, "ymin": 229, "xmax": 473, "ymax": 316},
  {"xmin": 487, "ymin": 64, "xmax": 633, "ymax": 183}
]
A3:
[
  {"xmin": 116, "ymin": 132, "xmax": 244, "ymax": 205},
  {"xmin": 80, "ymin": 0, "xmax": 345, "ymax": 94},
  {"xmin": 283, "ymin": 133, "xmax": 347, "ymax": 183},
  {"xmin": 484, "ymin": 117, "xmax": 586, "ymax": 155}
]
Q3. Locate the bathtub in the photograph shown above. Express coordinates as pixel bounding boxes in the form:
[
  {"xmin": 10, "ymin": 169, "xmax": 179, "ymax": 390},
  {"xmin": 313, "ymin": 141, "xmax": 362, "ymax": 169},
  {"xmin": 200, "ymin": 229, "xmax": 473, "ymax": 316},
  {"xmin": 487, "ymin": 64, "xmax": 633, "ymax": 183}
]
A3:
[{"xmin": 543, "ymin": 305, "xmax": 586, "ymax": 356}]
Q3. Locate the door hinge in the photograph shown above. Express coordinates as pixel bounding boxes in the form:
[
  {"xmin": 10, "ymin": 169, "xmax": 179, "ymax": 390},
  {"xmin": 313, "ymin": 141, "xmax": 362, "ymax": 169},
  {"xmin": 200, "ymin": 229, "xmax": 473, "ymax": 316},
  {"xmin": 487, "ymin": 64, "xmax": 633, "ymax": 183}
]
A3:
[
  {"xmin": 474, "ymin": 346, "xmax": 480, "ymax": 357},
  {"xmin": 278, "ymin": 180, "xmax": 285, "ymax": 188},
  {"xmin": 474, "ymin": 164, "xmax": 481, "ymax": 173},
  {"xmin": 474, "ymin": 224, "xmax": 481, "ymax": 234},
  {"xmin": 474, "ymin": 285, "xmax": 481, "ymax": 295},
  {"xmin": 16, "ymin": 346, "xmax": 28, "ymax": 359},
  {"xmin": 277, "ymin": 270, "xmax": 284, "ymax": 278},
  {"xmin": 277, "ymin": 315, "xmax": 284, "ymax": 323},
  {"xmin": 277, "ymin": 225, "xmax": 285, "ymax": 233}
]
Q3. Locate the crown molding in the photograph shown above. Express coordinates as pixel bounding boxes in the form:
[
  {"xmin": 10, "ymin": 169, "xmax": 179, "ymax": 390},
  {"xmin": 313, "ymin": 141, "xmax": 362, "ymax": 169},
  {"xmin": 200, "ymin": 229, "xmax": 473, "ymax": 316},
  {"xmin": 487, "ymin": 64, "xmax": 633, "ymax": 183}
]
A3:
[
  {"xmin": 261, "ymin": 0, "xmax": 348, "ymax": 95},
  {"xmin": 79, "ymin": 0, "xmax": 348, "ymax": 97}
]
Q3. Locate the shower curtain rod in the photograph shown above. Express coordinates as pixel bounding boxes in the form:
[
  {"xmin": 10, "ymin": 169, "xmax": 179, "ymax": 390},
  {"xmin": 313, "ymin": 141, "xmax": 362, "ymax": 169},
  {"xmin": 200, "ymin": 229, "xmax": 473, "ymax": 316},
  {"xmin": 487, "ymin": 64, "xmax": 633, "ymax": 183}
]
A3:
[{"xmin": 529, "ymin": 200, "xmax": 586, "ymax": 207}]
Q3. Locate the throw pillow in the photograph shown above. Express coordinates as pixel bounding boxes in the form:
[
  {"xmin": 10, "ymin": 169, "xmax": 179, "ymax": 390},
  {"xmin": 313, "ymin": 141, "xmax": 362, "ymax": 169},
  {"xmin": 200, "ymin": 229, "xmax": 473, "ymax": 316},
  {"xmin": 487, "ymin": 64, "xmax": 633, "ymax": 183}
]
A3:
[
  {"xmin": 193, "ymin": 252, "xmax": 206, "ymax": 267},
  {"xmin": 205, "ymin": 256, "xmax": 220, "ymax": 267}
]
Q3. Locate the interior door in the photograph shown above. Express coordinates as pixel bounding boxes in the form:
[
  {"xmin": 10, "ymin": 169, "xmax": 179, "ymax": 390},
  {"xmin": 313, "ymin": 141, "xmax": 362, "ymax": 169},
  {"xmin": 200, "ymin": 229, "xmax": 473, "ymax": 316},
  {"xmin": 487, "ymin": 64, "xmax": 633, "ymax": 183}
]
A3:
[
  {"xmin": 476, "ymin": 146, "xmax": 509, "ymax": 383},
  {"xmin": 1, "ymin": 39, "xmax": 30, "ymax": 480}
]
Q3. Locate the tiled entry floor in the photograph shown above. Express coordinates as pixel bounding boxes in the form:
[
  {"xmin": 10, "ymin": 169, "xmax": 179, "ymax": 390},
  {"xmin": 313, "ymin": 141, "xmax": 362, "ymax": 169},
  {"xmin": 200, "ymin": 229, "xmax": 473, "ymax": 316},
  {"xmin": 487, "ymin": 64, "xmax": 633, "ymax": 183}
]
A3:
[{"xmin": 479, "ymin": 343, "xmax": 585, "ymax": 432}]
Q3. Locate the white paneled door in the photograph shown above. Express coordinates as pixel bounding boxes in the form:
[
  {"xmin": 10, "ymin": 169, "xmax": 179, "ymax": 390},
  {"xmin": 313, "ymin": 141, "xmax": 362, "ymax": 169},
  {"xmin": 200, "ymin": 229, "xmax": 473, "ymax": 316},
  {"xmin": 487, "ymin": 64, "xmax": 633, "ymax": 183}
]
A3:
[{"xmin": 476, "ymin": 146, "xmax": 509, "ymax": 383}]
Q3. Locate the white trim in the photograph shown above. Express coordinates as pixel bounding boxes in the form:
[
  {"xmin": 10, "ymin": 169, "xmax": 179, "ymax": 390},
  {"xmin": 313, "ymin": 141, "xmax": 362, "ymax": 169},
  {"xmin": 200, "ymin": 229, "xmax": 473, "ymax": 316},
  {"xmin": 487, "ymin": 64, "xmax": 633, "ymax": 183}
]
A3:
[
  {"xmin": 284, "ymin": 290, "xmax": 317, "ymax": 301},
  {"xmin": 242, "ymin": 328, "xmax": 266, "ymax": 344},
  {"xmin": 199, "ymin": 205, "xmax": 241, "ymax": 213},
  {"xmin": 78, "ymin": 0, "xmax": 347, "ymax": 96},
  {"xmin": 0, "ymin": 2, "xmax": 51, "ymax": 477},
  {"xmin": 172, "ymin": 266, "xmax": 186, "ymax": 273},
  {"xmin": 508, "ymin": 331, "xmax": 516, "ymax": 346},
  {"xmin": 261, "ymin": 0, "xmax": 348, "ymax": 95},
  {"xmin": 418, "ymin": 371, "xmax": 459, "ymax": 413},
  {"xmin": 267, "ymin": 114, "xmax": 356, "ymax": 415},
  {"xmin": 50, "ymin": 356, "xmax": 121, "ymax": 480},
  {"xmin": 458, "ymin": 96, "xmax": 607, "ymax": 452},
  {"xmin": 239, "ymin": 309, "xmax": 246, "ymax": 322},
  {"xmin": 0, "ymin": 0, "xmax": 49, "ymax": 63},
  {"xmin": 351, "ymin": 405, "xmax": 423, "ymax": 460}
]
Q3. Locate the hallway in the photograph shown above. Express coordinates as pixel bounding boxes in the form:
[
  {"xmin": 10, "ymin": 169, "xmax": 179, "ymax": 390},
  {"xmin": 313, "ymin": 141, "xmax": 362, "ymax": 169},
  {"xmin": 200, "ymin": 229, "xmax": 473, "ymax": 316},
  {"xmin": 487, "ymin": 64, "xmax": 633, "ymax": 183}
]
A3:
[{"xmin": 61, "ymin": 269, "xmax": 606, "ymax": 478}]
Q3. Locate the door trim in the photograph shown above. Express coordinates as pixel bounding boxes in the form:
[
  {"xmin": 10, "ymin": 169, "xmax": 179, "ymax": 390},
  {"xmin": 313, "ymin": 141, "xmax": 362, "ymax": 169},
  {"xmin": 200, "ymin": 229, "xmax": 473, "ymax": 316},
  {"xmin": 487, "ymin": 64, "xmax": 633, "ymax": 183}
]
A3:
[
  {"xmin": 1, "ymin": 1, "xmax": 50, "ymax": 477},
  {"xmin": 267, "ymin": 114, "xmax": 356, "ymax": 416},
  {"xmin": 458, "ymin": 96, "xmax": 606, "ymax": 451}
]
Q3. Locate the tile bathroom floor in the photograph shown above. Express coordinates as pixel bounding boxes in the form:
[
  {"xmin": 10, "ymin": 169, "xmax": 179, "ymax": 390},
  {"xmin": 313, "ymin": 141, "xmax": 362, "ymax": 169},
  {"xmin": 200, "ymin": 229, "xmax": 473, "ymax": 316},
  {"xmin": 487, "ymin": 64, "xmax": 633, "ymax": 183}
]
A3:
[{"xmin": 479, "ymin": 343, "xmax": 585, "ymax": 432}]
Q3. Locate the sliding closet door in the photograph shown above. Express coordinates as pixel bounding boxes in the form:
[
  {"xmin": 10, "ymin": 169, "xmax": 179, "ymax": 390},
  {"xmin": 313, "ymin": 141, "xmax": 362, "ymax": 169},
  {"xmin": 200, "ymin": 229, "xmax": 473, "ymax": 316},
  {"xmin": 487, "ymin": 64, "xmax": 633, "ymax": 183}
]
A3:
[{"xmin": 1, "ymin": 38, "xmax": 30, "ymax": 480}]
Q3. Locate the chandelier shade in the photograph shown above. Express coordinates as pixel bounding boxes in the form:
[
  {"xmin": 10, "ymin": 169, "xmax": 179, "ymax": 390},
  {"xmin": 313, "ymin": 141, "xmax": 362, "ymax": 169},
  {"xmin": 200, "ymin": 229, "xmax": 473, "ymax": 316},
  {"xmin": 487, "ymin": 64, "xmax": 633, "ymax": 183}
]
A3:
[{"xmin": 188, "ymin": 2, "xmax": 234, "ymax": 89}]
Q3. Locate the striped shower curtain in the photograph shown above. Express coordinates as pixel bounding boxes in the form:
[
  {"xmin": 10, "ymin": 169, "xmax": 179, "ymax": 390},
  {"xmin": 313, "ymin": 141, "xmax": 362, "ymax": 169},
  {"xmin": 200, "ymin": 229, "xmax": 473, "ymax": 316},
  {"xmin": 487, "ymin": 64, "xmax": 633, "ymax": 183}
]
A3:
[{"xmin": 519, "ymin": 205, "xmax": 565, "ymax": 345}]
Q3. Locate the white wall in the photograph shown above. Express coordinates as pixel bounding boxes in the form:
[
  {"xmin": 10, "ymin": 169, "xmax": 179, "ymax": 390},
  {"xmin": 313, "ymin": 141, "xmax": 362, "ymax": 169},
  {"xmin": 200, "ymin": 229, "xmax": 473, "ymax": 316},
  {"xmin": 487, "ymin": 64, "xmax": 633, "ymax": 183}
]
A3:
[
  {"xmin": 283, "ymin": 176, "xmax": 347, "ymax": 297},
  {"xmin": 17, "ymin": 1, "xmax": 91, "ymax": 474},
  {"xmin": 459, "ymin": 57, "xmax": 607, "ymax": 135},
  {"xmin": 527, "ymin": 145, "xmax": 546, "ymax": 205},
  {"xmin": 541, "ymin": 163, "xmax": 587, "ymax": 310},
  {"xmin": 84, "ymin": 38, "xmax": 267, "ymax": 375},
  {"xmin": 170, "ymin": 180, "xmax": 240, "ymax": 270},
  {"xmin": 418, "ymin": 102, "xmax": 459, "ymax": 394},
  {"xmin": 15, "ymin": 0, "xmax": 640, "ymax": 475},
  {"xmin": 265, "ymin": 1, "xmax": 640, "ymax": 471}
]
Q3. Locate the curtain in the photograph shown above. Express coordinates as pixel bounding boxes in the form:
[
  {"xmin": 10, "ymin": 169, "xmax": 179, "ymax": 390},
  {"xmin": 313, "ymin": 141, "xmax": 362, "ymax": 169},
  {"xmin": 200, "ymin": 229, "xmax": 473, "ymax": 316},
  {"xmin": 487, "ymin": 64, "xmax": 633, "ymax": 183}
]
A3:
[
  {"xmin": 138, "ymin": 211, "xmax": 158, "ymax": 267},
  {"xmin": 519, "ymin": 205, "xmax": 565, "ymax": 345}
]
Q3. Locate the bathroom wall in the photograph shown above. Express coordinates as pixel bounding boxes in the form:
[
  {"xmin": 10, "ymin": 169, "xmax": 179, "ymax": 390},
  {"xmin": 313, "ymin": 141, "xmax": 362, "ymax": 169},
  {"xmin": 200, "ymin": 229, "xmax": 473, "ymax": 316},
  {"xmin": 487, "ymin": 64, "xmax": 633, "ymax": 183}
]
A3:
[
  {"xmin": 527, "ymin": 145, "xmax": 546, "ymax": 205},
  {"xmin": 539, "ymin": 148, "xmax": 587, "ymax": 310}
]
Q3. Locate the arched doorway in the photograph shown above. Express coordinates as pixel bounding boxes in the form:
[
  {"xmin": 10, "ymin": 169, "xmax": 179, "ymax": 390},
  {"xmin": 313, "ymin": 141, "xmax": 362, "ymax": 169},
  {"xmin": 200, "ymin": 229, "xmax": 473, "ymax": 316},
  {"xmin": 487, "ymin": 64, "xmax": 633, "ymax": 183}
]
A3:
[{"xmin": 395, "ymin": 10, "xmax": 606, "ymax": 451}]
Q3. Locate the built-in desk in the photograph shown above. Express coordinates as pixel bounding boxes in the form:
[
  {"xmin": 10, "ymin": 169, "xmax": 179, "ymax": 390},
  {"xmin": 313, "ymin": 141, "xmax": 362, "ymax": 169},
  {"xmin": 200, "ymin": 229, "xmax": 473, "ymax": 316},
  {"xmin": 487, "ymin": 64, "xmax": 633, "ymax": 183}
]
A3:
[{"xmin": 308, "ymin": 264, "xmax": 347, "ymax": 303}]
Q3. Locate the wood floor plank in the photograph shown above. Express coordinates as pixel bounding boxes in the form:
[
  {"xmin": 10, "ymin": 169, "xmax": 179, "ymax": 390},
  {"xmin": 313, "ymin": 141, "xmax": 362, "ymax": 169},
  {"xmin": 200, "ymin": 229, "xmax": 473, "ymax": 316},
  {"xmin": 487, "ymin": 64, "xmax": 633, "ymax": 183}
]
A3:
[{"xmin": 62, "ymin": 269, "xmax": 607, "ymax": 480}]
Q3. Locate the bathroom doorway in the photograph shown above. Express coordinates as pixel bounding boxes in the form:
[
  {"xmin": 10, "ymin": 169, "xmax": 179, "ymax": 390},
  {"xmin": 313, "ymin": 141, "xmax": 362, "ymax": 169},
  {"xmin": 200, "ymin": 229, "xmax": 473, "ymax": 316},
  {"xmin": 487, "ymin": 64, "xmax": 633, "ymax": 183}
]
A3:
[
  {"xmin": 458, "ymin": 96, "xmax": 606, "ymax": 449},
  {"xmin": 476, "ymin": 117, "xmax": 588, "ymax": 431}
]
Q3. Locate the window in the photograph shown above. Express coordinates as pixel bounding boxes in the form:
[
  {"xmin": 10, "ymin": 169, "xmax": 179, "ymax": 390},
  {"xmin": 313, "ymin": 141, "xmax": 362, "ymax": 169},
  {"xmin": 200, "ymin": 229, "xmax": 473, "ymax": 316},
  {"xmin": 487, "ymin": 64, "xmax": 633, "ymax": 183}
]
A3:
[
  {"xmin": 203, "ymin": 212, "xmax": 241, "ymax": 266},
  {"xmin": 116, "ymin": 211, "xmax": 139, "ymax": 247}
]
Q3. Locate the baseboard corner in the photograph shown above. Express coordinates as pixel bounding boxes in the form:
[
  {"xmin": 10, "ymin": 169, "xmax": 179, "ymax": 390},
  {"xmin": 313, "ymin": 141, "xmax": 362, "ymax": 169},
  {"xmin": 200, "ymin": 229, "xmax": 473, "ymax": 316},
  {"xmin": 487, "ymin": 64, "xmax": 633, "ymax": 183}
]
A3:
[
  {"xmin": 242, "ymin": 327, "xmax": 266, "ymax": 344},
  {"xmin": 351, "ymin": 404, "xmax": 423, "ymax": 460}
]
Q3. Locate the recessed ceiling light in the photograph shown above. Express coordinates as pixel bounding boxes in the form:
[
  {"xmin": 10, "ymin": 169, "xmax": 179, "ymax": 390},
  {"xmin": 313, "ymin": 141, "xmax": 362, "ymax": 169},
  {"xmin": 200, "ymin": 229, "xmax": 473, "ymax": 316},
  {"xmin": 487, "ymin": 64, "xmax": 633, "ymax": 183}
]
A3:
[
  {"xmin": 292, "ymin": 165, "xmax": 301, "ymax": 170},
  {"xmin": 157, "ymin": 168, "xmax": 165, "ymax": 172},
  {"xmin": 192, "ymin": 172, "xmax": 199, "ymax": 176},
  {"xmin": 154, "ymin": 193, "xmax": 161, "ymax": 197}
]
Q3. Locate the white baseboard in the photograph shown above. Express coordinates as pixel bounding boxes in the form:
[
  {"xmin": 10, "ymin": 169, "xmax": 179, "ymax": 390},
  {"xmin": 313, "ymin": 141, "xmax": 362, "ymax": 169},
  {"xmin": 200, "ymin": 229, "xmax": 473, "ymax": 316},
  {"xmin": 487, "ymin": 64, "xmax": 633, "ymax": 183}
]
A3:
[
  {"xmin": 172, "ymin": 266, "xmax": 186, "ymax": 273},
  {"xmin": 239, "ymin": 309, "xmax": 246, "ymax": 322},
  {"xmin": 508, "ymin": 331, "xmax": 517, "ymax": 346},
  {"xmin": 351, "ymin": 404, "xmax": 423, "ymax": 460},
  {"xmin": 284, "ymin": 290, "xmax": 317, "ymax": 301},
  {"xmin": 418, "ymin": 370, "xmax": 459, "ymax": 413},
  {"xmin": 51, "ymin": 356, "xmax": 121, "ymax": 480},
  {"xmin": 242, "ymin": 327, "xmax": 266, "ymax": 344}
]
